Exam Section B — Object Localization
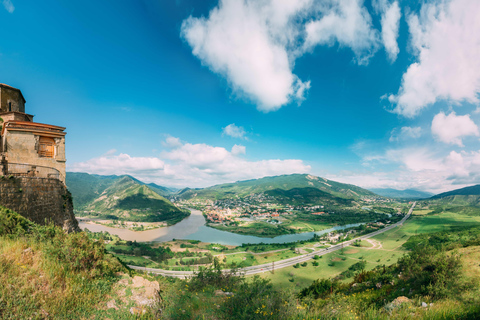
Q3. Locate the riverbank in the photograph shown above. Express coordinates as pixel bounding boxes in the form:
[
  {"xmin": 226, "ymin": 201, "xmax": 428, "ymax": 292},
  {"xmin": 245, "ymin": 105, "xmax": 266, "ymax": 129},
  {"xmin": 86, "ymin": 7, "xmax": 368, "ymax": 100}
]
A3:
[
  {"xmin": 77, "ymin": 217, "xmax": 166, "ymax": 231},
  {"xmin": 79, "ymin": 208, "xmax": 384, "ymax": 246},
  {"xmin": 203, "ymin": 210, "xmax": 393, "ymax": 237}
]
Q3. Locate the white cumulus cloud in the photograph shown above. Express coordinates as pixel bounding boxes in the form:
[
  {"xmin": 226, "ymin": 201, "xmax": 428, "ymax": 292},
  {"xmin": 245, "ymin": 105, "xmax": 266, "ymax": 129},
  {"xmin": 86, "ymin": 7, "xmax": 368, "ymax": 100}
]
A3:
[
  {"xmin": 69, "ymin": 137, "xmax": 311, "ymax": 188},
  {"xmin": 231, "ymin": 144, "xmax": 246, "ymax": 155},
  {"xmin": 222, "ymin": 123, "xmax": 247, "ymax": 139},
  {"xmin": 162, "ymin": 136, "xmax": 183, "ymax": 148},
  {"xmin": 69, "ymin": 153, "xmax": 165, "ymax": 176},
  {"xmin": 2, "ymin": 0, "xmax": 14, "ymax": 13},
  {"xmin": 181, "ymin": 0, "xmax": 383, "ymax": 111},
  {"xmin": 304, "ymin": 0, "xmax": 380, "ymax": 65},
  {"xmin": 373, "ymin": 0, "xmax": 401, "ymax": 62},
  {"xmin": 390, "ymin": 0, "xmax": 480, "ymax": 117},
  {"xmin": 389, "ymin": 126, "xmax": 422, "ymax": 142},
  {"xmin": 181, "ymin": 0, "xmax": 312, "ymax": 111},
  {"xmin": 431, "ymin": 112, "xmax": 479, "ymax": 147},
  {"xmin": 344, "ymin": 146, "xmax": 480, "ymax": 193}
]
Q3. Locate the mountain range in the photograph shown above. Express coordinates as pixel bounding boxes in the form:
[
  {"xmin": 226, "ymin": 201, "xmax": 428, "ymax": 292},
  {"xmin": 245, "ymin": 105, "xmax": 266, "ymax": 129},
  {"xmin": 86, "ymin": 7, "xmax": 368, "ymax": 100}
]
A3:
[
  {"xmin": 67, "ymin": 173, "xmax": 381, "ymax": 222},
  {"xmin": 67, "ymin": 171, "xmax": 480, "ymax": 224},
  {"xmin": 430, "ymin": 184, "xmax": 480, "ymax": 199},
  {"xmin": 428, "ymin": 184, "xmax": 480, "ymax": 206},
  {"xmin": 368, "ymin": 188, "xmax": 434, "ymax": 199},
  {"xmin": 175, "ymin": 174, "xmax": 377, "ymax": 200}
]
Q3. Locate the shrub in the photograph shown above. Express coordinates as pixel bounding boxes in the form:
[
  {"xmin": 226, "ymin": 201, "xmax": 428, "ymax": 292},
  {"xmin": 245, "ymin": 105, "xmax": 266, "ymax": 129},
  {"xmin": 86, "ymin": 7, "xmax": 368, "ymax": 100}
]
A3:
[
  {"xmin": 397, "ymin": 245, "xmax": 463, "ymax": 298},
  {"xmin": 36, "ymin": 225, "xmax": 124, "ymax": 278},
  {"xmin": 221, "ymin": 276, "xmax": 295, "ymax": 320},
  {"xmin": 188, "ymin": 259, "xmax": 239, "ymax": 290},
  {"xmin": 0, "ymin": 206, "xmax": 34, "ymax": 236},
  {"xmin": 299, "ymin": 278, "xmax": 338, "ymax": 299}
]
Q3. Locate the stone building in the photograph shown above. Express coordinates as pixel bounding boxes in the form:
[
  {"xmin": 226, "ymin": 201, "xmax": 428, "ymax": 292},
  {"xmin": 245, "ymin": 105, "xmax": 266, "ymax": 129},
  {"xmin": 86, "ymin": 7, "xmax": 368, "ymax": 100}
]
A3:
[{"xmin": 0, "ymin": 83, "xmax": 66, "ymax": 183}]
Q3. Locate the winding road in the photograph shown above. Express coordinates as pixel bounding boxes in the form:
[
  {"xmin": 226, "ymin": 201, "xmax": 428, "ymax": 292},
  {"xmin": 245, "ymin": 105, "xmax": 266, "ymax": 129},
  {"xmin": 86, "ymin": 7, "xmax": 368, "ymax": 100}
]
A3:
[{"xmin": 129, "ymin": 202, "xmax": 416, "ymax": 278}]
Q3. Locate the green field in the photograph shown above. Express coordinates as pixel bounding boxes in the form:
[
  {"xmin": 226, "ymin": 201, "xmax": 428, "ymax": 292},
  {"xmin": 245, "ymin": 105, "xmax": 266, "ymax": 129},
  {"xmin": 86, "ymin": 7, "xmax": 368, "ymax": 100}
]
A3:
[
  {"xmin": 259, "ymin": 240, "xmax": 406, "ymax": 290},
  {"xmin": 258, "ymin": 205, "xmax": 480, "ymax": 292},
  {"xmin": 107, "ymin": 202, "xmax": 480, "ymax": 294},
  {"xmin": 221, "ymin": 249, "xmax": 301, "ymax": 267},
  {"xmin": 113, "ymin": 254, "xmax": 160, "ymax": 268}
]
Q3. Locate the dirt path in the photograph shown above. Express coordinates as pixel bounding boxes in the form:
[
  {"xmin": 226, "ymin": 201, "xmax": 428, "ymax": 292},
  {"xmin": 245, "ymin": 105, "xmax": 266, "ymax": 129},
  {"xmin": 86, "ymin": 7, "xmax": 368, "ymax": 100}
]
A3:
[
  {"xmin": 365, "ymin": 238, "xmax": 383, "ymax": 250},
  {"xmin": 214, "ymin": 248, "xmax": 290, "ymax": 257}
]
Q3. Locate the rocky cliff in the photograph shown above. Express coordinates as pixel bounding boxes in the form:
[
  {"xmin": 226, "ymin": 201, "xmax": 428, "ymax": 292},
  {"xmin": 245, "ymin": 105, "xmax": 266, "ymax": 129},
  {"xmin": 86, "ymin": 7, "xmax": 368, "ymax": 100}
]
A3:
[{"xmin": 0, "ymin": 176, "xmax": 79, "ymax": 232}]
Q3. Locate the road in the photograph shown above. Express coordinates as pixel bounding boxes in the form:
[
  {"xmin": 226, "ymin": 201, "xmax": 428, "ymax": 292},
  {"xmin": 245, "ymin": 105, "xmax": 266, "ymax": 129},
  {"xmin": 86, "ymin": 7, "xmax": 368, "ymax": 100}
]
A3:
[{"xmin": 129, "ymin": 202, "xmax": 416, "ymax": 278}]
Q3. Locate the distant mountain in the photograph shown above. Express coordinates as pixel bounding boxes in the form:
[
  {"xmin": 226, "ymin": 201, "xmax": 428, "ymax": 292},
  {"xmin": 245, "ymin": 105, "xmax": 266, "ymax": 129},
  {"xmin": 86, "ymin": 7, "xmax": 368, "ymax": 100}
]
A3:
[
  {"xmin": 176, "ymin": 174, "xmax": 377, "ymax": 200},
  {"xmin": 264, "ymin": 187, "xmax": 352, "ymax": 205},
  {"xmin": 369, "ymin": 188, "xmax": 433, "ymax": 199},
  {"xmin": 145, "ymin": 183, "xmax": 178, "ymax": 197},
  {"xmin": 66, "ymin": 172, "xmax": 187, "ymax": 223},
  {"xmin": 429, "ymin": 184, "xmax": 480, "ymax": 206},
  {"xmin": 431, "ymin": 184, "xmax": 480, "ymax": 199}
]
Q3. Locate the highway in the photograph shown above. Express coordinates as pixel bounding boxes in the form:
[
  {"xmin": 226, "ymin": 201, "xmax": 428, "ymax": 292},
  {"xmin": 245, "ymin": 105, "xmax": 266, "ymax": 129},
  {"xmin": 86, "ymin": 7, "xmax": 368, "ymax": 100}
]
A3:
[{"xmin": 129, "ymin": 202, "xmax": 416, "ymax": 278}]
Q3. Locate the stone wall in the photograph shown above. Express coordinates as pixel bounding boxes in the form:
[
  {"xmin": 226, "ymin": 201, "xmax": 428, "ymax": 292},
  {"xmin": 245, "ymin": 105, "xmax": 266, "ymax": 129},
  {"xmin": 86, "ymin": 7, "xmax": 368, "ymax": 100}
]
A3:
[
  {"xmin": 0, "ymin": 176, "xmax": 79, "ymax": 232},
  {"xmin": 3, "ymin": 130, "xmax": 66, "ymax": 183},
  {"xmin": 0, "ymin": 86, "xmax": 25, "ymax": 112}
]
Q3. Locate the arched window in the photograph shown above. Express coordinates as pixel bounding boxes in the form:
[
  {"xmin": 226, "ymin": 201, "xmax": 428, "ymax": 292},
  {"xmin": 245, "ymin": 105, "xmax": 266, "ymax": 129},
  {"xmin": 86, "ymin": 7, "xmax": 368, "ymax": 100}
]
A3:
[{"xmin": 38, "ymin": 137, "xmax": 55, "ymax": 158}]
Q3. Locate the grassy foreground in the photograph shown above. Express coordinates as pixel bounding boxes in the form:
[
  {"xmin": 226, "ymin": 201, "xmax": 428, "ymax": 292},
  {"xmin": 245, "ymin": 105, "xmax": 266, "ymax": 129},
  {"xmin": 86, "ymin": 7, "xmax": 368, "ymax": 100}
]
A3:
[
  {"xmin": 0, "ymin": 206, "xmax": 160, "ymax": 319},
  {"xmin": 3, "ymin": 204, "xmax": 480, "ymax": 319}
]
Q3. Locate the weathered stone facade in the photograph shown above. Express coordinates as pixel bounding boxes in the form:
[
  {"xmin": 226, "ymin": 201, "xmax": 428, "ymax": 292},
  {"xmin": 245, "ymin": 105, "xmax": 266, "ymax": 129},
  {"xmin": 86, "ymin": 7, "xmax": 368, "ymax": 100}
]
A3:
[
  {"xmin": 0, "ymin": 176, "xmax": 79, "ymax": 232},
  {"xmin": 0, "ymin": 83, "xmax": 67, "ymax": 183},
  {"xmin": 2, "ymin": 125, "xmax": 66, "ymax": 181},
  {"xmin": 0, "ymin": 83, "xmax": 76, "ymax": 232},
  {"xmin": 0, "ymin": 83, "xmax": 25, "ymax": 113}
]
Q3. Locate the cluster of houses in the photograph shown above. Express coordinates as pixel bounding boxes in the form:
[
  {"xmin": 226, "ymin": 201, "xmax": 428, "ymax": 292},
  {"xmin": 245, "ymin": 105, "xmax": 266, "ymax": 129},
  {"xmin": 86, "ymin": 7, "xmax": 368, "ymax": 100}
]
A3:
[{"xmin": 180, "ymin": 194, "xmax": 333, "ymax": 225}]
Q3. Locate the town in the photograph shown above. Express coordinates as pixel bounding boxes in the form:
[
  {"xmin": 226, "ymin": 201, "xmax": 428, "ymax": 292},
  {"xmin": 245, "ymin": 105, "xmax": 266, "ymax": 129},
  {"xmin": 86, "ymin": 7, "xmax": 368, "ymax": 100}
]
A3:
[{"xmin": 173, "ymin": 192, "xmax": 402, "ymax": 237}]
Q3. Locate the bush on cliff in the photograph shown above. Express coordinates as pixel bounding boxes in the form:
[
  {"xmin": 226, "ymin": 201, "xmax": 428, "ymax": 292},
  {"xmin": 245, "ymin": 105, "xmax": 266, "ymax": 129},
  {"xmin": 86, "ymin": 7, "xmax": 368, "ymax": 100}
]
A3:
[
  {"xmin": 0, "ymin": 205, "xmax": 34, "ymax": 236},
  {"xmin": 0, "ymin": 206, "xmax": 130, "ymax": 319}
]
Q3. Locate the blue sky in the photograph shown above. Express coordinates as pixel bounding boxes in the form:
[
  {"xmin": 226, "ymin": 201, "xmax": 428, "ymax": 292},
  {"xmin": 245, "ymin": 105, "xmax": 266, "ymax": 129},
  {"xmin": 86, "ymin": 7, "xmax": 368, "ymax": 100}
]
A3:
[{"xmin": 1, "ymin": 0, "xmax": 479, "ymax": 192}]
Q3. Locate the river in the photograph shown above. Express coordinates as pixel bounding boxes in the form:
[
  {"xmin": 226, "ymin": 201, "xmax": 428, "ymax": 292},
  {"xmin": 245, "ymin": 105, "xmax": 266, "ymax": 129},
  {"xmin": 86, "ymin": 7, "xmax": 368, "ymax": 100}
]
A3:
[{"xmin": 78, "ymin": 209, "xmax": 364, "ymax": 246}]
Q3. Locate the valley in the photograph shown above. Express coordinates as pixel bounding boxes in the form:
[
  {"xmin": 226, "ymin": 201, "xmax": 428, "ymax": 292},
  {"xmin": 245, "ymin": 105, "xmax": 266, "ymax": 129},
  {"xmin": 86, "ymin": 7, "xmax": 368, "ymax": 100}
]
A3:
[
  {"xmin": 69, "ymin": 172, "xmax": 405, "ymax": 237},
  {"xmin": 62, "ymin": 172, "xmax": 480, "ymax": 318}
]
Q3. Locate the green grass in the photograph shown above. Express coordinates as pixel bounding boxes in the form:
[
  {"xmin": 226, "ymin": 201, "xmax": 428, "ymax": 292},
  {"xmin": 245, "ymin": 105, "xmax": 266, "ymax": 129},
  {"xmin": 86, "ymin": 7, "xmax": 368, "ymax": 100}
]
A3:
[
  {"xmin": 258, "ymin": 243, "xmax": 406, "ymax": 291},
  {"xmin": 0, "ymin": 206, "xmax": 161, "ymax": 319},
  {"xmin": 259, "ymin": 206, "xmax": 480, "ymax": 292},
  {"xmin": 372, "ymin": 210, "xmax": 480, "ymax": 250},
  {"xmin": 114, "ymin": 254, "xmax": 161, "ymax": 268},
  {"xmin": 223, "ymin": 249, "xmax": 300, "ymax": 267}
]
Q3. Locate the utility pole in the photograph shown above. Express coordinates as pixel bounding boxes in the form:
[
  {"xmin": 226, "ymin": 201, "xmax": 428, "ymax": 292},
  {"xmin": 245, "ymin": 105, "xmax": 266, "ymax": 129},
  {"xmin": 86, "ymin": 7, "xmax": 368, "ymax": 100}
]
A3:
[{"xmin": 272, "ymin": 260, "xmax": 274, "ymax": 274}]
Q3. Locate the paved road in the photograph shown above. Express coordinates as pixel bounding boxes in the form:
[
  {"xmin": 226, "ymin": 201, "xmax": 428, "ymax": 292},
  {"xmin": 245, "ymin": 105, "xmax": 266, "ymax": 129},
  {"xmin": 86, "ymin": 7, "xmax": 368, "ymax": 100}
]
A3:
[{"xmin": 129, "ymin": 202, "xmax": 416, "ymax": 278}]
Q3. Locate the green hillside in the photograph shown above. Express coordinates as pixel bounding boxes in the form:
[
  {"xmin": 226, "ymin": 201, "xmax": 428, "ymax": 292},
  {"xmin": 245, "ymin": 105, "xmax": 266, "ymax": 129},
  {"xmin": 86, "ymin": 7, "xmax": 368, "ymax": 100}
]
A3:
[
  {"xmin": 67, "ymin": 173, "xmax": 188, "ymax": 223},
  {"xmin": 177, "ymin": 174, "xmax": 377, "ymax": 200},
  {"xmin": 427, "ymin": 184, "xmax": 480, "ymax": 207},
  {"xmin": 264, "ymin": 187, "xmax": 352, "ymax": 205},
  {"xmin": 66, "ymin": 172, "xmax": 177, "ymax": 209},
  {"xmin": 66, "ymin": 172, "xmax": 120, "ymax": 210},
  {"xmin": 431, "ymin": 184, "xmax": 480, "ymax": 199},
  {"xmin": 369, "ymin": 188, "xmax": 433, "ymax": 199},
  {"xmin": 430, "ymin": 194, "xmax": 480, "ymax": 207}
]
